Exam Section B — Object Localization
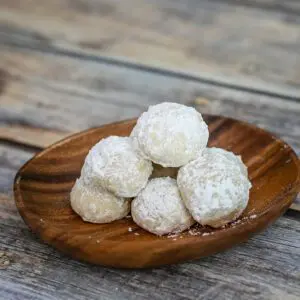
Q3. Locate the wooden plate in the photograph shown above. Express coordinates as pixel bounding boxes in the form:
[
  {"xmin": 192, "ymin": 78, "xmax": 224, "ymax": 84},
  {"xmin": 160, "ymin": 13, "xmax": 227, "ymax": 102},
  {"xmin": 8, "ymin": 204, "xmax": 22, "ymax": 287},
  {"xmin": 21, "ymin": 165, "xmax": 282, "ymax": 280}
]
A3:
[{"xmin": 14, "ymin": 115, "xmax": 300, "ymax": 268}]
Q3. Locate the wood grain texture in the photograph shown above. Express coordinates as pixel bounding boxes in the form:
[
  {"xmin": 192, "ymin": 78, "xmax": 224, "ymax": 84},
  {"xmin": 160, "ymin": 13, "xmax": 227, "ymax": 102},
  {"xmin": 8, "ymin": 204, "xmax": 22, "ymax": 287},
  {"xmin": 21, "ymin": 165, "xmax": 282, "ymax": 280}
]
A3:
[
  {"xmin": 1, "ymin": 0, "xmax": 300, "ymax": 96},
  {"xmin": 1, "ymin": 47, "xmax": 300, "ymax": 153},
  {"xmin": 14, "ymin": 117, "xmax": 300, "ymax": 268},
  {"xmin": 0, "ymin": 126, "xmax": 68, "ymax": 150},
  {"xmin": 0, "ymin": 143, "xmax": 36, "ymax": 194},
  {"xmin": 1, "ymin": 203, "xmax": 299, "ymax": 300},
  {"xmin": 1, "ymin": 213, "xmax": 300, "ymax": 300}
]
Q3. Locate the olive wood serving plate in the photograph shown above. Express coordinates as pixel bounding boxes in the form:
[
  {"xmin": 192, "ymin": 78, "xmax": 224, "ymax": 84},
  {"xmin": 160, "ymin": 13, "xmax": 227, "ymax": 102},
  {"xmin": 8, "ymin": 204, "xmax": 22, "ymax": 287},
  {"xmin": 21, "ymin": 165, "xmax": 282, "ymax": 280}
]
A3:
[{"xmin": 14, "ymin": 115, "xmax": 300, "ymax": 268}]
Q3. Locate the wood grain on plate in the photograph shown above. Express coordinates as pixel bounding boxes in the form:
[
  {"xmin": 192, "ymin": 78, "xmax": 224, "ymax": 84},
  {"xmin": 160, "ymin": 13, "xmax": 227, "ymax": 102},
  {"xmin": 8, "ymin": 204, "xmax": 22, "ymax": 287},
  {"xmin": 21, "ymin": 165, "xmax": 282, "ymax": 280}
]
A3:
[{"xmin": 14, "ymin": 116, "xmax": 300, "ymax": 268}]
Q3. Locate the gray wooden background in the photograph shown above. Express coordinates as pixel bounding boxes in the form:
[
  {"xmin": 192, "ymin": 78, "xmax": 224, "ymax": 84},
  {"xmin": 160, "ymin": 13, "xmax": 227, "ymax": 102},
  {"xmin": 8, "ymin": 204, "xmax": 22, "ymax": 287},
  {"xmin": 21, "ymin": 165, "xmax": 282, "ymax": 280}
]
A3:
[{"xmin": 0, "ymin": 1, "xmax": 299, "ymax": 299}]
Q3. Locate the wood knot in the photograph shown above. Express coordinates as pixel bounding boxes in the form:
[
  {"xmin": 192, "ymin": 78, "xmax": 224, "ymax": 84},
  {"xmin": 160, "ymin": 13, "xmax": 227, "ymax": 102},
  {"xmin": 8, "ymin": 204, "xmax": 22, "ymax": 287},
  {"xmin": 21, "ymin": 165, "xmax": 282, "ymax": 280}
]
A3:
[{"xmin": 0, "ymin": 251, "xmax": 12, "ymax": 269}]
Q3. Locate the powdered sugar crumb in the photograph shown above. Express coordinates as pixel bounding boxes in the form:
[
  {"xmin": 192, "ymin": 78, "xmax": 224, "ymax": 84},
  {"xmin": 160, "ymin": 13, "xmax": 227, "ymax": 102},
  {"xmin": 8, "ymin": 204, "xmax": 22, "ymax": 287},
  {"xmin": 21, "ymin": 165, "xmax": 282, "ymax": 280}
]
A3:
[
  {"xmin": 229, "ymin": 214, "xmax": 259, "ymax": 226},
  {"xmin": 230, "ymin": 219, "xmax": 242, "ymax": 226},
  {"xmin": 188, "ymin": 228, "xmax": 202, "ymax": 236},
  {"xmin": 167, "ymin": 232, "xmax": 180, "ymax": 239}
]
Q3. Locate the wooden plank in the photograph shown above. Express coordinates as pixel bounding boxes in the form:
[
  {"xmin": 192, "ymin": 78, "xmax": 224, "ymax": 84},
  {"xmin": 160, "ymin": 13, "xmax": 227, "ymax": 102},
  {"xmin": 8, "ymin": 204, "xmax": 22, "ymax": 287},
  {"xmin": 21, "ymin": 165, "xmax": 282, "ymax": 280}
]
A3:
[
  {"xmin": 0, "ymin": 191, "xmax": 299, "ymax": 299},
  {"xmin": 220, "ymin": 0, "xmax": 300, "ymax": 14},
  {"xmin": 0, "ymin": 144, "xmax": 35, "ymax": 194},
  {"xmin": 0, "ymin": 126, "xmax": 68, "ymax": 150},
  {"xmin": 1, "ymin": 0, "xmax": 300, "ymax": 96},
  {"xmin": 0, "ymin": 47, "xmax": 299, "ymax": 152}
]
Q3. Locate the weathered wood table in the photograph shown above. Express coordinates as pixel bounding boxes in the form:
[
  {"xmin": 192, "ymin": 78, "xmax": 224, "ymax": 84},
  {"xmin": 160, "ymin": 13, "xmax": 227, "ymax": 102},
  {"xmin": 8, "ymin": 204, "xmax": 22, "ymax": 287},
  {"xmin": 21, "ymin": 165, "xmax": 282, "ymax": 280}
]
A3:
[{"xmin": 0, "ymin": 1, "xmax": 299, "ymax": 299}]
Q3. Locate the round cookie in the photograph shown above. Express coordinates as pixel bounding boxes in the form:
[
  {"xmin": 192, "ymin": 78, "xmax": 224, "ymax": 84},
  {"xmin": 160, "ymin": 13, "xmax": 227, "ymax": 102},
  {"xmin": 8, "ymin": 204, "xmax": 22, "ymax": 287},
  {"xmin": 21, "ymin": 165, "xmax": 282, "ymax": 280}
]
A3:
[
  {"xmin": 130, "ymin": 102, "xmax": 209, "ymax": 167},
  {"xmin": 177, "ymin": 147, "xmax": 251, "ymax": 228},
  {"xmin": 70, "ymin": 178, "xmax": 130, "ymax": 223},
  {"xmin": 131, "ymin": 177, "xmax": 195, "ymax": 235},
  {"xmin": 81, "ymin": 136, "xmax": 153, "ymax": 198}
]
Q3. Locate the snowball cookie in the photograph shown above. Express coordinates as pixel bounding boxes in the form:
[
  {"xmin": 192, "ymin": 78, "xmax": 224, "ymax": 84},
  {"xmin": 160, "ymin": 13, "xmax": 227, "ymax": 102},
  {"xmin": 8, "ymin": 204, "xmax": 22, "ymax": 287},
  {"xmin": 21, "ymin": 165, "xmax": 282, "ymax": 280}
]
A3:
[
  {"xmin": 207, "ymin": 147, "xmax": 248, "ymax": 177},
  {"xmin": 70, "ymin": 178, "xmax": 130, "ymax": 223},
  {"xmin": 131, "ymin": 177, "xmax": 195, "ymax": 235},
  {"xmin": 81, "ymin": 136, "xmax": 153, "ymax": 198},
  {"xmin": 130, "ymin": 102, "xmax": 209, "ymax": 167},
  {"xmin": 177, "ymin": 148, "xmax": 252, "ymax": 228}
]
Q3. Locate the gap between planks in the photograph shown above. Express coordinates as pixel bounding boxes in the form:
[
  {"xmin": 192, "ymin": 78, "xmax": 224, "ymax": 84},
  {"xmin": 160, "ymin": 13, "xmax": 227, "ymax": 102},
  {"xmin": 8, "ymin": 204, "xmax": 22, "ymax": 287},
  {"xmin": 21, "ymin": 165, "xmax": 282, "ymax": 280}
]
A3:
[
  {"xmin": 0, "ymin": 126, "xmax": 69, "ymax": 150},
  {"xmin": 1, "ymin": 43, "xmax": 300, "ymax": 102}
]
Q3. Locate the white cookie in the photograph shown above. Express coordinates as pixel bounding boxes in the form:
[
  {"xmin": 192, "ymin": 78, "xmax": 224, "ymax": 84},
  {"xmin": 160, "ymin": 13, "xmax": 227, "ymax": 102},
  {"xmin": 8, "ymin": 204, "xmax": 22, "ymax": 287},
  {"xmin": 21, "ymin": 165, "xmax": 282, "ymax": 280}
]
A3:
[
  {"xmin": 81, "ymin": 136, "xmax": 153, "ymax": 198},
  {"xmin": 70, "ymin": 178, "xmax": 130, "ymax": 223},
  {"xmin": 177, "ymin": 148, "xmax": 251, "ymax": 228},
  {"xmin": 131, "ymin": 177, "xmax": 195, "ymax": 235},
  {"xmin": 131, "ymin": 102, "xmax": 209, "ymax": 167}
]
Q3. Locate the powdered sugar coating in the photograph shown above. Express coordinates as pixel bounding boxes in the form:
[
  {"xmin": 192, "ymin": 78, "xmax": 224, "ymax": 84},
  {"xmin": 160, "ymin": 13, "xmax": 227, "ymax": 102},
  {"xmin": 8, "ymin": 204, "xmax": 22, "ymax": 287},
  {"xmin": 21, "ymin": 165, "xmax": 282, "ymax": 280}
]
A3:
[
  {"xmin": 70, "ymin": 178, "xmax": 130, "ymax": 223},
  {"xmin": 177, "ymin": 147, "xmax": 252, "ymax": 228},
  {"xmin": 81, "ymin": 136, "xmax": 153, "ymax": 198},
  {"xmin": 207, "ymin": 147, "xmax": 248, "ymax": 177},
  {"xmin": 130, "ymin": 102, "xmax": 209, "ymax": 167},
  {"xmin": 131, "ymin": 177, "xmax": 195, "ymax": 235}
]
